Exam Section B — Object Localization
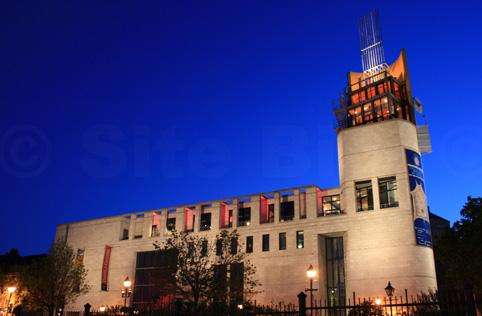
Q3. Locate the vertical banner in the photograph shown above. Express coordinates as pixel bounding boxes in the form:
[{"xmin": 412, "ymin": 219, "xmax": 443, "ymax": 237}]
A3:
[
  {"xmin": 219, "ymin": 202, "xmax": 227, "ymax": 228},
  {"xmin": 184, "ymin": 208, "xmax": 195, "ymax": 231},
  {"xmin": 406, "ymin": 149, "xmax": 432, "ymax": 247},
  {"xmin": 101, "ymin": 245, "xmax": 112, "ymax": 291},
  {"xmin": 259, "ymin": 195, "xmax": 268, "ymax": 223}
]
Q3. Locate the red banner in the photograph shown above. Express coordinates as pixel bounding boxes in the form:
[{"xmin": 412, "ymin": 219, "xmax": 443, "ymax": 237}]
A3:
[
  {"xmin": 184, "ymin": 208, "xmax": 195, "ymax": 231},
  {"xmin": 260, "ymin": 195, "xmax": 268, "ymax": 223},
  {"xmin": 219, "ymin": 202, "xmax": 228, "ymax": 228},
  {"xmin": 101, "ymin": 245, "xmax": 112, "ymax": 291}
]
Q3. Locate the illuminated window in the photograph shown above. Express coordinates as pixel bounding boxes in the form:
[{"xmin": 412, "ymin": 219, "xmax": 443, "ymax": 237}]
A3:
[
  {"xmin": 379, "ymin": 177, "xmax": 399, "ymax": 209},
  {"xmin": 393, "ymin": 82, "xmax": 400, "ymax": 98},
  {"xmin": 373, "ymin": 99, "xmax": 382, "ymax": 119},
  {"xmin": 296, "ymin": 231, "xmax": 304, "ymax": 249},
  {"xmin": 355, "ymin": 180, "xmax": 374, "ymax": 212},
  {"xmin": 367, "ymin": 86, "xmax": 376, "ymax": 99},
  {"xmin": 359, "ymin": 91, "xmax": 366, "ymax": 102},
  {"xmin": 351, "ymin": 93, "xmax": 360, "ymax": 104},
  {"xmin": 363, "ymin": 102, "xmax": 373, "ymax": 122},
  {"xmin": 354, "ymin": 106, "xmax": 363, "ymax": 125},
  {"xmin": 321, "ymin": 195, "xmax": 341, "ymax": 216}
]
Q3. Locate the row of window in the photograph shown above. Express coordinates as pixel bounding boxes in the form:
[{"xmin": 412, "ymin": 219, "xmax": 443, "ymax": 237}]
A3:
[
  {"xmin": 246, "ymin": 231, "xmax": 305, "ymax": 253},
  {"xmin": 355, "ymin": 176, "xmax": 399, "ymax": 212}
]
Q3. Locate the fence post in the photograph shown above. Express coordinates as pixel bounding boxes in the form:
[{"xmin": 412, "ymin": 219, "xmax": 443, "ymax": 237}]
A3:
[
  {"xmin": 83, "ymin": 303, "xmax": 91, "ymax": 316},
  {"xmin": 298, "ymin": 292, "xmax": 307, "ymax": 316}
]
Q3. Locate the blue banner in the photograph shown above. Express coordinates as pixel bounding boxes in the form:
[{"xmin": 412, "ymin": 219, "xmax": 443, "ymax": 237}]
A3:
[{"xmin": 406, "ymin": 149, "xmax": 432, "ymax": 248}]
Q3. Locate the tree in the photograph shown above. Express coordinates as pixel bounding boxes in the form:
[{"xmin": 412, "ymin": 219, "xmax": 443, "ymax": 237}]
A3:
[
  {"xmin": 153, "ymin": 230, "xmax": 260, "ymax": 313},
  {"xmin": 434, "ymin": 197, "xmax": 482, "ymax": 305},
  {"xmin": 20, "ymin": 241, "xmax": 89, "ymax": 316}
]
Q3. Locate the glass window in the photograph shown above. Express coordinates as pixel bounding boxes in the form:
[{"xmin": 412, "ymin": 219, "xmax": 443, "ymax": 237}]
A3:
[
  {"xmin": 246, "ymin": 236, "xmax": 253, "ymax": 253},
  {"xmin": 200, "ymin": 213, "xmax": 212, "ymax": 231},
  {"xmin": 166, "ymin": 218, "xmax": 176, "ymax": 232},
  {"xmin": 121, "ymin": 229, "xmax": 129, "ymax": 240},
  {"xmin": 296, "ymin": 231, "xmax": 304, "ymax": 249},
  {"xmin": 151, "ymin": 225, "xmax": 160, "ymax": 237},
  {"xmin": 216, "ymin": 239, "xmax": 223, "ymax": 256},
  {"xmin": 268, "ymin": 204, "xmax": 275, "ymax": 223},
  {"xmin": 238, "ymin": 207, "xmax": 251, "ymax": 227},
  {"xmin": 363, "ymin": 102, "xmax": 373, "ymax": 123},
  {"xmin": 262, "ymin": 234, "xmax": 270, "ymax": 252},
  {"xmin": 201, "ymin": 239, "xmax": 208, "ymax": 257},
  {"xmin": 355, "ymin": 180, "xmax": 374, "ymax": 212},
  {"xmin": 320, "ymin": 195, "xmax": 341, "ymax": 216},
  {"xmin": 279, "ymin": 232, "xmax": 287, "ymax": 250},
  {"xmin": 230, "ymin": 237, "xmax": 238, "ymax": 255},
  {"xmin": 367, "ymin": 86, "xmax": 376, "ymax": 99},
  {"xmin": 280, "ymin": 201, "xmax": 294, "ymax": 222},
  {"xmin": 379, "ymin": 177, "xmax": 399, "ymax": 208}
]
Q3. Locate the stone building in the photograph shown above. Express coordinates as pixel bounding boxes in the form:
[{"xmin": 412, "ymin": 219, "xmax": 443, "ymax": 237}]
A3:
[{"xmin": 56, "ymin": 11, "xmax": 438, "ymax": 311}]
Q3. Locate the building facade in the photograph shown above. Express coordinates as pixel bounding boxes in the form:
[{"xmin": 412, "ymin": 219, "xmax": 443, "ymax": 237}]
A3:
[{"xmin": 56, "ymin": 12, "xmax": 438, "ymax": 311}]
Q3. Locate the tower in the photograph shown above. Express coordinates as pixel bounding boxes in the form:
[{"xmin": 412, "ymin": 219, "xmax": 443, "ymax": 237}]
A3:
[{"xmin": 335, "ymin": 11, "xmax": 437, "ymax": 297}]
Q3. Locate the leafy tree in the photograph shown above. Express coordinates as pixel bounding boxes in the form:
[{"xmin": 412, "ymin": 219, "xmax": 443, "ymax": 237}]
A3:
[
  {"xmin": 153, "ymin": 230, "xmax": 260, "ymax": 313},
  {"xmin": 434, "ymin": 197, "xmax": 482, "ymax": 305},
  {"xmin": 20, "ymin": 241, "xmax": 89, "ymax": 316}
]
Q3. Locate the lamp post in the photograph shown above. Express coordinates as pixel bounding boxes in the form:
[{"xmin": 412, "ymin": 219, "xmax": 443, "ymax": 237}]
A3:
[
  {"xmin": 6, "ymin": 286, "xmax": 17, "ymax": 316},
  {"xmin": 121, "ymin": 277, "xmax": 132, "ymax": 311},
  {"xmin": 384, "ymin": 281, "xmax": 395, "ymax": 316},
  {"xmin": 305, "ymin": 265, "xmax": 318, "ymax": 314}
]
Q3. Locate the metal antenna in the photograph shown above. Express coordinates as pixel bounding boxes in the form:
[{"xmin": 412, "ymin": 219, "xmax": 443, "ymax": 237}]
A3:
[{"xmin": 358, "ymin": 10, "xmax": 387, "ymax": 74}]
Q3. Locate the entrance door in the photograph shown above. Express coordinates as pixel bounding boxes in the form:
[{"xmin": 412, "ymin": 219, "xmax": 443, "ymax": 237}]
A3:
[{"xmin": 325, "ymin": 237, "xmax": 346, "ymax": 308}]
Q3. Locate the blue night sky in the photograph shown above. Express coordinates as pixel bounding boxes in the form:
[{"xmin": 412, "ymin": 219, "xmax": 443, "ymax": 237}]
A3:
[{"xmin": 1, "ymin": 1, "xmax": 481, "ymax": 255}]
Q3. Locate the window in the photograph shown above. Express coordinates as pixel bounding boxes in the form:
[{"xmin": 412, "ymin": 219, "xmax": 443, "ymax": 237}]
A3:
[
  {"xmin": 166, "ymin": 218, "xmax": 176, "ymax": 231},
  {"xmin": 238, "ymin": 207, "xmax": 251, "ymax": 227},
  {"xmin": 201, "ymin": 239, "xmax": 208, "ymax": 257},
  {"xmin": 367, "ymin": 86, "xmax": 376, "ymax": 99},
  {"xmin": 326, "ymin": 237, "xmax": 346, "ymax": 307},
  {"xmin": 280, "ymin": 201, "xmax": 294, "ymax": 222},
  {"xmin": 268, "ymin": 204, "xmax": 275, "ymax": 223},
  {"xmin": 379, "ymin": 177, "xmax": 399, "ymax": 208},
  {"xmin": 246, "ymin": 236, "xmax": 253, "ymax": 253},
  {"xmin": 296, "ymin": 231, "xmax": 304, "ymax": 249},
  {"xmin": 216, "ymin": 239, "xmax": 223, "ymax": 256},
  {"xmin": 121, "ymin": 229, "xmax": 129, "ymax": 240},
  {"xmin": 356, "ymin": 180, "xmax": 374, "ymax": 212},
  {"xmin": 200, "ymin": 213, "xmax": 212, "ymax": 231},
  {"xmin": 279, "ymin": 232, "xmax": 286, "ymax": 250},
  {"xmin": 262, "ymin": 234, "xmax": 269, "ymax": 252},
  {"xmin": 151, "ymin": 225, "xmax": 160, "ymax": 237},
  {"xmin": 363, "ymin": 102, "xmax": 373, "ymax": 122},
  {"xmin": 230, "ymin": 237, "xmax": 238, "ymax": 255},
  {"xmin": 321, "ymin": 195, "xmax": 341, "ymax": 216}
]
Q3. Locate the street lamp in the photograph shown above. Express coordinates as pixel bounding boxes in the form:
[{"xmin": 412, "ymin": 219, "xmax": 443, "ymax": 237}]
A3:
[
  {"xmin": 305, "ymin": 265, "xmax": 318, "ymax": 312},
  {"xmin": 385, "ymin": 281, "xmax": 395, "ymax": 316},
  {"xmin": 6, "ymin": 286, "xmax": 17, "ymax": 315},
  {"xmin": 121, "ymin": 277, "xmax": 132, "ymax": 310}
]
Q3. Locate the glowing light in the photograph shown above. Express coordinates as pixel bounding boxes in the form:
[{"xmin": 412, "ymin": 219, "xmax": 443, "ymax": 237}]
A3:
[
  {"xmin": 99, "ymin": 306, "xmax": 106, "ymax": 312},
  {"xmin": 7, "ymin": 287, "xmax": 17, "ymax": 294},
  {"xmin": 237, "ymin": 304, "xmax": 243, "ymax": 310},
  {"xmin": 306, "ymin": 265, "xmax": 317, "ymax": 279},
  {"xmin": 375, "ymin": 298, "xmax": 382, "ymax": 305},
  {"xmin": 123, "ymin": 277, "xmax": 132, "ymax": 288}
]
